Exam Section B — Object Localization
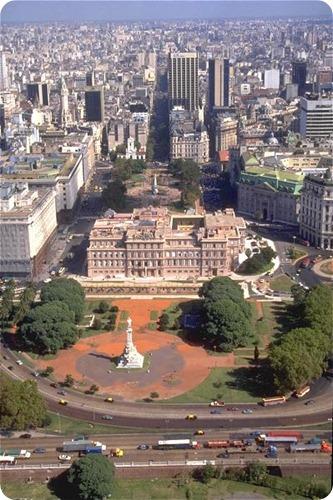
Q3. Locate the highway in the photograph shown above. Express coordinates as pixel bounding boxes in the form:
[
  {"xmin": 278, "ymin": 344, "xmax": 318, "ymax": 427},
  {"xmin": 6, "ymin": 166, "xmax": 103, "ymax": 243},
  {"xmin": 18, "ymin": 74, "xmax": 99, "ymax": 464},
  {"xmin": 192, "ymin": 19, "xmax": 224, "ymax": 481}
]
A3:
[{"xmin": 1, "ymin": 342, "xmax": 332, "ymax": 431}]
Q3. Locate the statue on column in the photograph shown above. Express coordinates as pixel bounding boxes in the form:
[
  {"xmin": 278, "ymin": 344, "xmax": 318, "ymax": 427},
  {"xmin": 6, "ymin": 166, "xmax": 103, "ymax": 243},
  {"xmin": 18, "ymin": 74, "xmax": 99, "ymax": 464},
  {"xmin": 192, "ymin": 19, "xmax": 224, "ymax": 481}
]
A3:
[{"xmin": 117, "ymin": 317, "xmax": 144, "ymax": 369}]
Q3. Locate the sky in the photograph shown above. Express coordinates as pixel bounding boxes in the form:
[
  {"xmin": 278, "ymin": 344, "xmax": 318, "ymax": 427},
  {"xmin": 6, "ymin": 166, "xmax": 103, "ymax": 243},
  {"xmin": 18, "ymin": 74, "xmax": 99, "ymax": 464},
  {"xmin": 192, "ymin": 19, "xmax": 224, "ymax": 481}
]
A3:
[{"xmin": 0, "ymin": 0, "xmax": 331, "ymax": 23}]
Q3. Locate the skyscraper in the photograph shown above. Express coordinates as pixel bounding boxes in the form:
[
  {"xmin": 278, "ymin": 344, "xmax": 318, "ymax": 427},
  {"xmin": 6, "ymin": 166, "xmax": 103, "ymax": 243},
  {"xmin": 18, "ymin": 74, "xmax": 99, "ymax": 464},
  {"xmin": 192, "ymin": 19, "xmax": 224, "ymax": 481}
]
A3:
[
  {"xmin": 168, "ymin": 52, "xmax": 198, "ymax": 111},
  {"xmin": 0, "ymin": 50, "xmax": 9, "ymax": 91},
  {"xmin": 85, "ymin": 86, "xmax": 105, "ymax": 122},
  {"xmin": 27, "ymin": 82, "xmax": 49, "ymax": 106},
  {"xmin": 86, "ymin": 70, "xmax": 95, "ymax": 87},
  {"xmin": 59, "ymin": 77, "xmax": 71, "ymax": 127},
  {"xmin": 264, "ymin": 68, "xmax": 280, "ymax": 89},
  {"xmin": 208, "ymin": 58, "xmax": 230, "ymax": 110},
  {"xmin": 299, "ymin": 95, "xmax": 333, "ymax": 139},
  {"xmin": 292, "ymin": 61, "xmax": 307, "ymax": 96}
]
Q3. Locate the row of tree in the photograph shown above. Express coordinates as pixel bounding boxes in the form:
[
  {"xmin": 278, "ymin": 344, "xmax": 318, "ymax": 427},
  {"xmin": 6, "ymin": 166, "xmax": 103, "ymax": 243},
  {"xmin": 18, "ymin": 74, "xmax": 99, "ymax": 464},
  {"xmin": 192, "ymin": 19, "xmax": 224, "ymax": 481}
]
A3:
[
  {"xmin": 199, "ymin": 277, "xmax": 253, "ymax": 351},
  {"xmin": 169, "ymin": 159, "xmax": 201, "ymax": 208},
  {"xmin": 18, "ymin": 278, "xmax": 85, "ymax": 355},
  {"xmin": 269, "ymin": 284, "xmax": 333, "ymax": 392}
]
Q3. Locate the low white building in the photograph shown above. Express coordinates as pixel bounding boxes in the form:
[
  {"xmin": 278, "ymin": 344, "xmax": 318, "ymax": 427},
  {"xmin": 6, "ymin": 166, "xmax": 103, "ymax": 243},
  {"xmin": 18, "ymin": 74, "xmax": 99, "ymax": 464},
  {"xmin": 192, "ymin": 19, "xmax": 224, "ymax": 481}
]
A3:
[{"xmin": 0, "ymin": 182, "xmax": 57, "ymax": 277}]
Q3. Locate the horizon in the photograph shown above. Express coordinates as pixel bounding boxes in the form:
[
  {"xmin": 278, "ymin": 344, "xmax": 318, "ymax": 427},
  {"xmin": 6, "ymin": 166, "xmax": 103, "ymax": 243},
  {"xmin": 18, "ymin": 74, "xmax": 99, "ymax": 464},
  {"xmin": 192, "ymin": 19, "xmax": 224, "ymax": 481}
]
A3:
[{"xmin": 1, "ymin": 1, "xmax": 331, "ymax": 23}]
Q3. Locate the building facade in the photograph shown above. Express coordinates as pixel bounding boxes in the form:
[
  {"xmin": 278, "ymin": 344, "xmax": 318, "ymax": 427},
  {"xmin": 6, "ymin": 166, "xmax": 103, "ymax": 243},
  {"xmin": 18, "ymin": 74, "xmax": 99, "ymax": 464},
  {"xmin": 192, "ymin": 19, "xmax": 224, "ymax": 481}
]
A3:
[
  {"xmin": 87, "ymin": 207, "xmax": 246, "ymax": 279},
  {"xmin": 237, "ymin": 168, "xmax": 302, "ymax": 225},
  {"xmin": 168, "ymin": 52, "xmax": 199, "ymax": 111},
  {"xmin": 299, "ymin": 168, "xmax": 333, "ymax": 249},
  {"xmin": 208, "ymin": 58, "xmax": 230, "ymax": 110},
  {"xmin": 299, "ymin": 96, "xmax": 333, "ymax": 139},
  {"xmin": 85, "ymin": 86, "xmax": 105, "ymax": 122},
  {"xmin": 170, "ymin": 129, "xmax": 209, "ymax": 163},
  {"xmin": 213, "ymin": 116, "xmax": 238, "ymax": 154},
  {"xmin": 292, "ymin": 61, "xmax": 307, "ymax": 96},
  {"xmin": 0, "ymin": 182, "xmax": 57, "ymax": 277}
]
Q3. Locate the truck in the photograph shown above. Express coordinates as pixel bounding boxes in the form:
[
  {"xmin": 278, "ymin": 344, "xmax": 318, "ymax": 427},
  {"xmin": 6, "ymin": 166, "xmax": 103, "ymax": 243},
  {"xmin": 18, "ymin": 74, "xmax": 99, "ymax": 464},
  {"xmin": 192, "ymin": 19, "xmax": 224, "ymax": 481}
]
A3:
[
  {"xmin": 0, "ymin": 456, "xmax": 17, "ymax": 465},
  {"xmin": 5, "ymin": 449, "xmax": 31, "ymax": 459},
  {"xmin": 257, "ymin": 435, "xmax": 298, "ymax": 445},
  {"xmin": 205, "ymin": 440, "xmax": 245, "ymax": 449},
  {"xmin": 62, "ymin": 440, "xmax": 106, "ymax": 453},
  {"xmin": 267, "ymin": 431, "xmax": 303, "ymax": 439},
  {"xmin": 289, "ymin": 443, "xmax": 321, "ymax": 453}
]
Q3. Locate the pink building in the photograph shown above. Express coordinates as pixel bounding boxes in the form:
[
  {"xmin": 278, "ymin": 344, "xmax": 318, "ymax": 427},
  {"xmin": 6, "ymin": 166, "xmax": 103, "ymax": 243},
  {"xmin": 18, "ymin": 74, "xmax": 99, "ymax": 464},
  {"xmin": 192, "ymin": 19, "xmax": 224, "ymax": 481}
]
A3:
[{"xmin": 87, "ymin": 207, "xmax": 246, "ymax": 279}]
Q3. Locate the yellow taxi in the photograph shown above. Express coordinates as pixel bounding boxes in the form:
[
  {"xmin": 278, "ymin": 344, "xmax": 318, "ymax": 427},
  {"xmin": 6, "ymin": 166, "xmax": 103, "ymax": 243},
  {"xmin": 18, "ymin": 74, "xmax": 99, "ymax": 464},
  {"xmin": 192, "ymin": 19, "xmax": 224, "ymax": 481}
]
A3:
[
  {"xmin": 104, "ymin": 397, "xmax": 114, "ymax": 403},
  {"xmin": 58, "ymin": 399, "xmax": 68, "ymax": 406},
  {"xmin": 185, "ymin": 414, "xmax": 197, "ymax": 420}
]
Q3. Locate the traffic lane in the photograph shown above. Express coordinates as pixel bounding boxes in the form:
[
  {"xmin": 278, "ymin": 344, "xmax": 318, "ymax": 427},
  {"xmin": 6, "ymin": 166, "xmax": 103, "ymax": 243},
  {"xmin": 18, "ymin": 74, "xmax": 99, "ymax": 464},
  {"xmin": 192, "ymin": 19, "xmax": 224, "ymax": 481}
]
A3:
[{"xmin": 46, "ymin": 399, "xmax": 332, "ymax": 430}]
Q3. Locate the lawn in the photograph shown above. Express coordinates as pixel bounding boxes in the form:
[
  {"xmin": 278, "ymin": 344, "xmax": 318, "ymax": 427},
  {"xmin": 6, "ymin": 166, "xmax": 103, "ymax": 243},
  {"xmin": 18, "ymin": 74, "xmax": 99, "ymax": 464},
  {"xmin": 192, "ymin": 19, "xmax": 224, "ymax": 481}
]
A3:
[
  {"xmin": 42, "ymin": 412, "xmax": 149, "ymax": 435},
  {"xmin": 269, "ymin": 274, "xmax": 294, "ymax": 292},
  {"xmin": 250, "ymin": 301, "xmax": 284, "ymax": 347},
  {"xmin": 165, "ymin": 367, "xmax": 268, "ymax": 404},
  {"xmin": 2, "ymin": 477, "xmax": 316, "ymax": 500}
]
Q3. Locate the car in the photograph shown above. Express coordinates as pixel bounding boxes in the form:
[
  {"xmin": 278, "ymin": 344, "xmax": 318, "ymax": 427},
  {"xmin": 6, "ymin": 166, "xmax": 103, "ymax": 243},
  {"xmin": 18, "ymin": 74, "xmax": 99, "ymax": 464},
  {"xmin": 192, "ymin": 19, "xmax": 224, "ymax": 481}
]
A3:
[
  {"xmin": 227, "ymin": 407, "xmax": 240, "ymax": 412},
  {"xmin": 104, "ymin": 397, "xmax": 114, "ymax": 403},
  {"xmin": 58, "ymin": 399, "xmax": 68, "ymax": 405},
  {"xmin": 185, "ymin": 414, "xmax": 197, "ymax": 420},
  {"xmin": 31, "ymin": 371, "xmax": 39, "ymax": 377},
  {"xmin": 210, "ymin": 409, "xmax": 223, "ymax": 415},
  {"xmin": 73, "ymin": 435, "xmax": 88, "ymax": 441},
  {"xmin": 19, "ymin": 433, "xmax": 32, "ymax": 439},
  {"xmin": 304, "ymin": 399, "xmax": 315, "ymax": 406},
  {"xmin": 137, "ymin": 444, "xmax": 149, "ymax": 450},
  {"xmin": 33, "ymin": 448, "xmax": 46, "ymax": 454},
  {"xmin": 101, "ymin": 415, "xmax": 113, "ymax": 420},
  {"xmin": 7, "ymin": 366, "xmax": 13, "ymax": 371},
  {"xmin": 16, "ymin": 360, "xmax": 23, "ymax": 366},
  {"xmin": 209, "ymin": 400, "xmax": 224, "ymax": 407},
  {"xmin": 194, "ymin": 430, "xmax": 205, "ymax": 435},
  {"xmin": 58, "ymin": 390, "xmax": 67, "ymax": 396},
  {"xmin": 3, "ymin": 355, "xmax": 7, "ymax": 360},
  {"xmin": 242, "ymin": 409, "xmax": 253, "ymax": 414},
  {"xmin": 50, "ymin": 383, "xmax": 58, "ymax": 388},
  {"xmin": 58, "ymin": 454, "xmax": 71, "ymax": 461},
  {"xmin": 217, "ymin": 452, "xmax": 230, "ymax": 459}
]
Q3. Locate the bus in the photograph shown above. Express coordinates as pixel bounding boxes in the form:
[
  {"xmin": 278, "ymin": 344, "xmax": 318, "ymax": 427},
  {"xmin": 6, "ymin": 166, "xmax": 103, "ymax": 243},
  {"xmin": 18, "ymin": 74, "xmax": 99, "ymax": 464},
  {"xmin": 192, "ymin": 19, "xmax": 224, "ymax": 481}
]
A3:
[
  {"xmin": 295, "ymin": 386, "xmax": 310, "ymax": 398},
  {"xmin": 262, "ymin": 396, "xmax": 286, "ymax": 406},
  {"xmin": 154, "ymin": 439, "xmax": 199, "ymax": 450}
]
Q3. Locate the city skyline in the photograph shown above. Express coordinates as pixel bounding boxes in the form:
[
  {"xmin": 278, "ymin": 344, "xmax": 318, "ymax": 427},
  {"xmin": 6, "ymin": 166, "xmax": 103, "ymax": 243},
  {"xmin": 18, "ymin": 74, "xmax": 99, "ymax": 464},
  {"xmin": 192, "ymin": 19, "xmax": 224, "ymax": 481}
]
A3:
[{"xmin": 1, "ymin": 0, "xmax": 331, "ymax": 23}]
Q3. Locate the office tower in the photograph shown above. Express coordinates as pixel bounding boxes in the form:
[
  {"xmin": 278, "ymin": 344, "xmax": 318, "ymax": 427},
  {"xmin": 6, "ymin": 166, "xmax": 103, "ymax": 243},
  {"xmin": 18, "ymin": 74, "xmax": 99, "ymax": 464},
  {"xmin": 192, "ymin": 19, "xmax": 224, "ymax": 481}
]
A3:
[
  {"xmin": 292, "ymin": 61, "xmax": 307, "ymax": 96},
  {"xmin": 59, "ymin": 76, "xmax": 71, "ymax": 127},
  {"xmin": 168, "ymin": 52, "xmax": 198, "ymax": 111},
  {"xmin": 0, "ymin": 50, "xmax": 9, "ymax": 90},
  {"xmin": 86, "ymin": 70, "xmax": 95, "ymax": 87},
  {"xmin": 264, "ymin": 69, "xmax": 280, "ymax": 89},
  {"xmin": 0, "ymin": 103, "xmax": 5, "ymax": 134},
  {"xmin": 27, "ymin": 82, "xmax": 49, "ymax": 106},
  {"xmin": 299, "ymin": 95, "xmax": 333, "ymax": 139},
  {"xmin": 208, "ymin": 59, "xmax": 230, "ymax": 110},
  {"xmin": 85, "ymin": 86, "xmax": 105, "ymax": 122}
]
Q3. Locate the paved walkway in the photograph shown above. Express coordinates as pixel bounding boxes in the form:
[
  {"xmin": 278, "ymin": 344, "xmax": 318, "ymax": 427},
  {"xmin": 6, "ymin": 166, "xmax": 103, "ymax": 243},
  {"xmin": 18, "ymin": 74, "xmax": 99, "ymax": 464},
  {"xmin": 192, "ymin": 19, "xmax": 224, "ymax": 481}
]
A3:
[{"xmin": 312, "ymin": 258, "xmax": 333, "ymax": 279}]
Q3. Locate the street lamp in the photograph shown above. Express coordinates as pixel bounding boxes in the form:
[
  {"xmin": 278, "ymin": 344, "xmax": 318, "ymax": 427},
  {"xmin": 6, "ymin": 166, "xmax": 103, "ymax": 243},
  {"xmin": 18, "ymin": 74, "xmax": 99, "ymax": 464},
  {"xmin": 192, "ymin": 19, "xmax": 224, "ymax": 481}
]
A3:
[{"xmin": 292, "ymin": 235, "xmax": 296, "ymax": 247}]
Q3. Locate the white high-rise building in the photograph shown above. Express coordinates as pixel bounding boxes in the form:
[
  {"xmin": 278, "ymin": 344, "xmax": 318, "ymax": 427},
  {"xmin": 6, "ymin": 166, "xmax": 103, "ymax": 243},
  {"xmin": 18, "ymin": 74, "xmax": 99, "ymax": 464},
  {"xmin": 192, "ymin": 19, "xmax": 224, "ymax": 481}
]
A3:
[
  {"xmin": 0, "ymin": 50, "xmax": 9, "ymax": 90},
  {"xmin": 264, "ymin": 69, "xmax": 280, "ymax": 89},
  {"xmin": 299, "ymin": 96, "xmax": 333, "ymax": 139},
  {"xmin": 59, "ymin": 76, "xmax": 71, "ymax": 127}
]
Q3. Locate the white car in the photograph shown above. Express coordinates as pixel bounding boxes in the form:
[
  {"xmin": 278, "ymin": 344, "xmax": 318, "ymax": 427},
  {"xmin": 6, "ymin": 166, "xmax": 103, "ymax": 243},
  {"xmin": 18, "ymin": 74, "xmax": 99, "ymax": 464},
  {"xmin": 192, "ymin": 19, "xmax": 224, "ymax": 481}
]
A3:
[
  {"xmin": 16, "ymin": 360, "xmax": 23, "ymax": 366},
  {"xmin": 58, "ymin": 454, "xmax": 71, "ymax": 461}
]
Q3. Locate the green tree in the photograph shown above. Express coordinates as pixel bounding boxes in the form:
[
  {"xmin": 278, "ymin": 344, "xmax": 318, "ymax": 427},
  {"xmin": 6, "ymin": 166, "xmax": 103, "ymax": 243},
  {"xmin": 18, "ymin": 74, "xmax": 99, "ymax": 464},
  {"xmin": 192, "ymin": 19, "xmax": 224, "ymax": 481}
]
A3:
[
  {"xmin": 64, "ymin": 374, "xmax": 75, "ymax": 387},
  {"xmin": 102, "ymin": 179, "xmax": 127, "ymax": 211},
  {"xmin": 204, "ymin": 298, "xmax": 253, "ymax": 351},
  {"xmin": 98, "ymin": 301, "xmax": 109, "ymax": 313},
  {"xmin": 303, "ymin": 285, "xmax": 333, "ymax": 338},
  {"xmin": 194, "ymin": 464, "xmax": 217, "ymax": 484},
  {"xmin": 19, "ymin": 302, "xmax": 78, "ymax": 354},
  {"xmin": 200, "ymin": 277, "xmax": 251, "ymax": 320},
  {"xmin": 269, "ymin": 327, "xmax": 328, "ymax": 392},
  {"xmin": 89, "ymin": 384, "xmax": 99, "ymax": 393},
  {"xmin": 67, "ymin": 454, "xmax": 115, "ymax": 500},
  {"xmin": 0, "ymin": 280, "xmax": 16, "ymax": 322},
  {"xmin": 245, "ymin": 462, "xmax": 268, "ymax": 484},
  {"xmin": 159, "ymin": 312, "xmax": 172, "ymax": 331},
  {"xmin": 14, "ymin": 284, "xmax": 37, "ymax": 324},
  {"xmin": 0, "ymin": 374, "xmax": 46, "ymax": 430},
  {"xmin": 40, "ymin": 278, "xmax": 85, "ymax": 323}
]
